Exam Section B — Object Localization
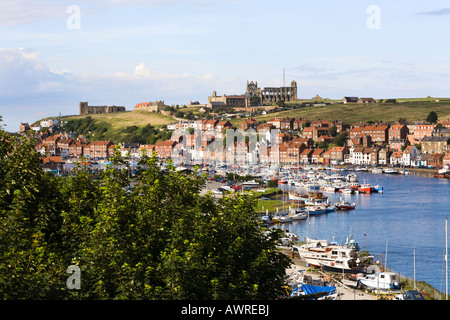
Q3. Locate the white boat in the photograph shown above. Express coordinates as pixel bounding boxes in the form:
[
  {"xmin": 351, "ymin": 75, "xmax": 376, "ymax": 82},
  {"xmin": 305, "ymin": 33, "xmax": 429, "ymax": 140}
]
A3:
[
  {"xmin": 335, "ymin": 199, "xmax": 356, "ymax": 210},
  {"xmin": 346, "ymin": 173, "xmax": 359, "ymax": 182},
  {"xmin": 372, "ymin": 168, "xmax": 383, "ymax": 174},
  {"xmin": 357, "ymin": 272, "xmax": 401, "ymax": 291},
  {"xmin": 293, "ymin": 238, "xmax": 366, "ymax": 274},
  {"xmin": 289, "ymin": 192, "xmax": 305, "ymax": 201},
  {"xmin": 305, "ymin": 198, "xmax": 328, "ymax": 206},
  {"xmin": 279, "ymin": 215, "xmax": 293, "ymax": 223},
  {"xmin": 384, "ymin": 168, "xmax": 398, "ymax": 174},
  {"xmin": 242, "ymin": 180, "xmax": 260, "ymax": 188},
  {"xmin": 292, "ymin": 212, "xmax": 308, "ymax": 221},
  {"xmin": 341, "ymin": 188, "xmax": 353, "ymax": 195}
]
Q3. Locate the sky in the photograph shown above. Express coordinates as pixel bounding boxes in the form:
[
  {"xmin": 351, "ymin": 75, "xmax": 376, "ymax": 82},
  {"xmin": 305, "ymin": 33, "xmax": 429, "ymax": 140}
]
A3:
[{"xmin": 1, "ymin": 0, "xmax": 450, "ymax": 132}]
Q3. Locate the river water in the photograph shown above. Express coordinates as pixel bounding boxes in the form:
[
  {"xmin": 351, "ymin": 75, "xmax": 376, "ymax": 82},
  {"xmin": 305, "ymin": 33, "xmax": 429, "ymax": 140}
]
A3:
[{"xmin": 277, "ymin": 171, "xmax": 450, "ymax": 292}]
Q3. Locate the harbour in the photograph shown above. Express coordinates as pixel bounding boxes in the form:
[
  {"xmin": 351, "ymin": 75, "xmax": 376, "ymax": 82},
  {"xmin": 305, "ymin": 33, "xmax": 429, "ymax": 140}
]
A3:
[{"xmin": 270, "ymin": 168, "xmax": 450, "ymax": 295}]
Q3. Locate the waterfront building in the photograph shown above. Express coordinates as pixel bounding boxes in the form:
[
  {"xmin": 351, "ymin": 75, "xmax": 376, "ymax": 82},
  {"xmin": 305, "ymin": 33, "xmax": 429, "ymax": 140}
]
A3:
[
  {"xmin": 427, "ymin": 153, "xmax": 445, "ymax": 168},
  {"xmin": 390, "ymin": 151, "xmax": 403, "ymax": 166},
  {"xmin": 402, "ymin": 145, "xmax": 420, "ymax": 167},
  {"xmin": 378, "ymin": 147, "xmax": 392, "ymax": 165},
  {"xmin": 411, "ymin": 153, "xmax": 430, "ymax": 167}
]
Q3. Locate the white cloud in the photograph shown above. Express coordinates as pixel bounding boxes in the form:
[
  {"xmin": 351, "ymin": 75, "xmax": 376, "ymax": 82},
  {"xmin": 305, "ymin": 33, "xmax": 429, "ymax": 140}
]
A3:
[{"xmin": 0, "ymin": 48, "xmax": 239, "ymax": 131}]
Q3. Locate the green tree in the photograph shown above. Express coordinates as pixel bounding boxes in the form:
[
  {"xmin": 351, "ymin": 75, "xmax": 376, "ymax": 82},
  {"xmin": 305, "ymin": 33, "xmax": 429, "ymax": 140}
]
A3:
[
  {"xmin": 426, "ymin": 111, "xmax": 438, "ymax": 124},
  {"xmin": 0, "ymin": 124, "xmax": 67, "ymax": 299},
  {"xmin": 333, "ymin": 131, "xmax": 348, "ymax": 147},
  {"xmin": 328, "ymin": 125, "xmax": 337, "ymax": 137},
  {"xmin": 0, "ymin": 119, "xmax": 291, "ymax": 300}
]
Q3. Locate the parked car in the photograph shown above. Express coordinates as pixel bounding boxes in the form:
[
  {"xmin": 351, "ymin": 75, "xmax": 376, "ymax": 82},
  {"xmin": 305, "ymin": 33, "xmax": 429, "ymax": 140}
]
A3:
[{"xmin": 394, "ymin": 290, "xmax": 425, "ymax": 300}]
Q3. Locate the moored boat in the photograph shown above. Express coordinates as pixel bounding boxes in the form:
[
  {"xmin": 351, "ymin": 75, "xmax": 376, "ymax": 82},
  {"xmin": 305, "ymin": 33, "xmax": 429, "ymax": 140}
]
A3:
[
  {"xmin": 384, "ymin": 168, "xmax": 398, "ymax": 174},
  {"xmin": 373, "ymin": 185, "xmax": 383, "ymax": 193},
  {"xmin": 335, "ymin": 199, "xmax": 356, "ymax": 210},
  {"xmin": 307, "ymin": 206, "xmax": 327, "ymax": 215},
  {"xmin": 358, "ymin": 183, "xmax": 373, "ymax": 194}
]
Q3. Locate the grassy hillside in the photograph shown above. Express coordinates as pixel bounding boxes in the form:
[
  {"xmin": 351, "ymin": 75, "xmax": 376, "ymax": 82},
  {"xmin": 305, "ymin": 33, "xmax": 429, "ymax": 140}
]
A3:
[
  {"xmin": 253, "ymin": 100, "xmax": 450, "ymax": 124},
  {"xmin": 65, "ymin": 110, "xmax": 174, "ymax": 129},
  {"xmin": 60, "ymin": 110, "xmax": 176, "ymax": 144},
  {"xmin": 52, "ymin": 99, "xmax": 450, "ymax": 143}
]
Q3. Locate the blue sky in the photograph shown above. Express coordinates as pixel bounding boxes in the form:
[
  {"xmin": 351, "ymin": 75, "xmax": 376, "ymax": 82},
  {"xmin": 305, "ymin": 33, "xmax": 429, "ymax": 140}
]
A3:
[{"xmin": 1, "ymin": 0, "xmax": 450, "ymax": 131}]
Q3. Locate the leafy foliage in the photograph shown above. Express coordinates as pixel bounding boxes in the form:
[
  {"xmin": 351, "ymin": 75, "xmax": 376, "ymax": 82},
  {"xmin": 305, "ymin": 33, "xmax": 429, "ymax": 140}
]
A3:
[
  {"xmin": 0, "ymin": 119, "xmax": 291, "ymax": 300},
  {"xmin": 63, "ymin": 118, "xmax": 171, "ymax": 144}
]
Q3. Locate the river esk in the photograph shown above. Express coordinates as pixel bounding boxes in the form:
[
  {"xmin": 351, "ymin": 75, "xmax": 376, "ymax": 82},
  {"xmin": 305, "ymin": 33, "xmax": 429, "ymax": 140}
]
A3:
[{"xmin": 276, "ymin": 171, "xmax": 450, "ymax": 292}]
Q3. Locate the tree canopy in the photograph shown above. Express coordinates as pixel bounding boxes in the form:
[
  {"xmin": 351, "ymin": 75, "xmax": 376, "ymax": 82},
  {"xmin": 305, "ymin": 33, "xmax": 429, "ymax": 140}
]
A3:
[{"xmin": 0, "ymin": 119, "xmax": 290, "ymax": 300}]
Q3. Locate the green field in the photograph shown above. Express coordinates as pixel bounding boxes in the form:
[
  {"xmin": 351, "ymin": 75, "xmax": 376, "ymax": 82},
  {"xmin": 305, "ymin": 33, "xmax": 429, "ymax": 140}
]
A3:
[
  {"xmin": 254, "ymin": 100, "xmax": 450, "ymax": 124},
  {"xmin": 64, "ymin": 110, "xmax": 175, "ymax": 129},
  {"xmin": 58, "ymin": 110, "xmax": 176, "ymax": 143}
]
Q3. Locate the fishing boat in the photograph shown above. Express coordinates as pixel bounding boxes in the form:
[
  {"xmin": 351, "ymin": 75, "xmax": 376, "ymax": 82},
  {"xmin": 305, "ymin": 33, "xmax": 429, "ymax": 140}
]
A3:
[
  {"xmin": 304, "ymin": 191, "xmax": 328, "ymax": 206},
  {"xmin": 373, "ymin": 185, "xmax": 383, "ymax": 193},
  {"xmin": 335, "ymin": 199, "xmax": 356, "ymax": 210},
  {"xmin": 358, "ymin": 183, "xmax": 373, "ymax": 194}
]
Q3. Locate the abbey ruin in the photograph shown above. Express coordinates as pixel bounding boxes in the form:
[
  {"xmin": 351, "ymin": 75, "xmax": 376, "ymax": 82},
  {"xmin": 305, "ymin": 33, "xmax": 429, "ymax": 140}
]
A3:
[
  {"xmin": 246, "ymin": 80, "xmax": 298, "ymax": 104},
  {"xmin": 79, "ymin": 102, "xmax": 126, "ymax": 115}
]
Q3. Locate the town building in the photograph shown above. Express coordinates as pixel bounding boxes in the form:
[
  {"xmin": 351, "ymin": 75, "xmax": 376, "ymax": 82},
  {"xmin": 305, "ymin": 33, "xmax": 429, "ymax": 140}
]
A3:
[{"xmin": 421, "ymin": 136, "xmax": 450, "ymax": 153}]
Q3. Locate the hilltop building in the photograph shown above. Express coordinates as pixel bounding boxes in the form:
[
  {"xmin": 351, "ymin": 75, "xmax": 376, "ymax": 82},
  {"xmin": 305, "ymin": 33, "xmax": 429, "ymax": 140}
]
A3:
[
  {"xmin": 79, "ymin": 102, "xmax": 126, "ymax": 115},
  {"xmin": 246, "ymin": 80, "xmax": 298, "ymax": 104},
  {"xmin": 207, "ymin": 91, "xmax": 250, "ymax": 110},
  {"xmin": 134, "ymin": 101, "xmax": 165, "ymax": 112}
]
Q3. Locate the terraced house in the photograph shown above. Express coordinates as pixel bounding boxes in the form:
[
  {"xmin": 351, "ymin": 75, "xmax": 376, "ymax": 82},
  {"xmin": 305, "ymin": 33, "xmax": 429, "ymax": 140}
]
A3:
[{"xmin": 362, "ymin": 125, "xmax": 389, "ymax": 143}]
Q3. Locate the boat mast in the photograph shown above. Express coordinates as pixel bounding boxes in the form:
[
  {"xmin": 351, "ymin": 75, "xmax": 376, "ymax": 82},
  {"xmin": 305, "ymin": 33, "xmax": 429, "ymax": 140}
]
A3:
[
  {"xmin": 384, "ymin": 240, "xmax": 388, "ymax": 271},
  {"xmin": 446, "ymin": 216, "xmax": 448, "ymax": 300},
  {"xmin": 413, "ymin": 247, "xmax": 416, "ymax": 290}
]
